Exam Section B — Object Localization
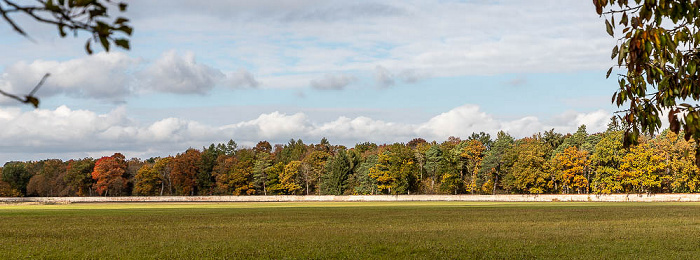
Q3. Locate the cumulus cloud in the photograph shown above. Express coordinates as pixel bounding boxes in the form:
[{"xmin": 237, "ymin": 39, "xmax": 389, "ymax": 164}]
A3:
[
  {"xmin": 0, "ymin": 50, "xmax": 262, "ymax": 104},
  {"xmin": 417, "ymin": 105, "xmax": 501, "ymax": 140},
  {"xmin": 224, "ymin": 69, "xmax": 259, "ymax": 88},
  {"xmin": 139, "ymin": 50, "xmax": 225, "ymax": 94},
  {"xmin": 0, "ymin": 52, "xmax": 137, "ymax": 103},
  {"xmin": 0, "ymin": 104, "xmax": 612, "ymax": 163},
  {"xmin": 310, "ymin": 73, "xmax": 357, "ymax": 90}
]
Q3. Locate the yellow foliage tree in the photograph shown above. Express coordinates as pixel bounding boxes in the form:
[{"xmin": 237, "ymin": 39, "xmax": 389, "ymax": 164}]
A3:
[
  {"xmin": 460, "ymin": 140, "xmax": 486, "ymax": 194},
  {"xmin": 551, "ymin": 147, "xmax": 590, "ymax": 194},
  {"xmin": 619, "ymin": 142, "xmax": 667, "ymax": 193}
]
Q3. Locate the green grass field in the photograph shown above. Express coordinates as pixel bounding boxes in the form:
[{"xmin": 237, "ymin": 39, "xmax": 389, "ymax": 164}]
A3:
[{"xmin": 1, "ymin": 202, "xmax": 699, "ymax": 259}]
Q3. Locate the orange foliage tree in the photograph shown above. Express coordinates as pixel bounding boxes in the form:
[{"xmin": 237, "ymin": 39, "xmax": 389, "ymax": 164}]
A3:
[
  {"xmin": 171, "ymin": 149, "xmax": 201, "ymax": 195},
  {"xmin": 91, "ymin": 153, "xmax": 128, "ymax": 196}
]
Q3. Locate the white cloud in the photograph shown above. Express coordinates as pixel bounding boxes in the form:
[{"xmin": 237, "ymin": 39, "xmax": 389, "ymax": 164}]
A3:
[
  {"xmin": 0, "ymin": 104, "xmax": 612, "ymax": 163},
  {"xmin": 0, "ymin": 52, "xmax": 137, "ymax": 102},
  {"xmin": 139, "ymin": 50, "xmax": 225, "ymax": 94},
  {"xmin": 120, "ymin": 0, "xmax": 615, "ymax": 90},
  {"xmin": 310, "ymin": 73, "xmax": 357, "ymax": 90}
]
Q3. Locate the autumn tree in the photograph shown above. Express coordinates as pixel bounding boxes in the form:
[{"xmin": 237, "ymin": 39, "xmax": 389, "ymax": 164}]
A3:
[
  {"xmin": 277, "ymin": 161, "xmax": 303, "ymax": 195},
  {"xmin": 651, "ymin": 130, "xmax": 700, "ymax": 192},
  {"xmin": 461, "ymin": 140, "xmax": 486, "ymax": 194},
  {"xmin": 171, "ymin": 149, "xmax": 201, "ymax": 195},
  {"xmin": 619, "ymin": 141, "xmax": 668, "ymax": 193},
  {"xmin": 369, "ymin": 144, "xmax": 418, "ymax": 194},
  {"xmin": 151, "ymin": 157, "xmax": 174, "ymax": 195},
  {"xmin": 134, "ymin": 164, "xmax": 161, "ymax": 196},
  {"xmin": 222, "ymin": 148, "xmax": 256, "ymax": 195},
  {"xmin": 0, "ymin": 179, "xmax": 21, "ymax": 197},
  {"xmin": 503, "ymin": 136, "xmax": 551, "ymax": 194},
  {"xmin": 31, "ymin": 159, "xmax": 69, "ymax": 196},
  {"xmin": 91, "ymin": 153, "xmax": 128, "ymax": 196},
  {"xmin": 551, "ymin": 147, "xmax": 590, "ymax": 194}
]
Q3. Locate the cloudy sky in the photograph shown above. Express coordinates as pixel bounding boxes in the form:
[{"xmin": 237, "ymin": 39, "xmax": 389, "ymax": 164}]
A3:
[{"xmin": 0, "ymin": 0, "xmax": 620, "ymax": 163}]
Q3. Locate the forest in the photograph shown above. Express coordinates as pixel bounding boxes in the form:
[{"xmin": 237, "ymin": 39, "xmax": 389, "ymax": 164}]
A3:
[{"xmin": 2, "ymin": 118, "xmax": 700, "ymax": 197}]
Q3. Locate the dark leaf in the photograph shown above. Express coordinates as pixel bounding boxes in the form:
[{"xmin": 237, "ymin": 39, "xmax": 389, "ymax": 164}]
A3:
[
  {"xmin": 606, "ymin": 20, "xmax": 614, "ymax": 37},
  {"xmin": 85, "ymin": 40, "xmax": 93, "ymax": 55},
  {"xmin": 115, "ymin": 38, "xmax": 130, "ymax": 50},
  {"xmin": 115, "ymin": 18, "xmax": 129, "ymax": 25},
  {"xmin": 99, "ymin": 36, "xmax": 110, "ymax": 52}
]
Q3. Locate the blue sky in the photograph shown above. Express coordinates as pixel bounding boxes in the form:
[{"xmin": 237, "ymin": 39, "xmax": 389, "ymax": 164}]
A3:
[{"xmin": 0, "ymin": 0, "xmax": 621, "ymax": 163}]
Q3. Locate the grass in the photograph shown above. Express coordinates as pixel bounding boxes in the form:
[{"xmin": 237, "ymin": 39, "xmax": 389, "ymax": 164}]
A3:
[{"xmin": 1, "ymin": 202, "xmax": 700, "ymax": 259}]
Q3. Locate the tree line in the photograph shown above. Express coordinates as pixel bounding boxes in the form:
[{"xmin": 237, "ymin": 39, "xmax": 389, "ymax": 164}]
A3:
[{"xmin": 2, "ymin": 119, "xmax": 700, "ymax": 197}]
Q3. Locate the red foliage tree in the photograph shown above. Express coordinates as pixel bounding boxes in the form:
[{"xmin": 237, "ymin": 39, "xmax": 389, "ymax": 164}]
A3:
[{"xmin": 91, "ymin": 153, "xmax": 128, "ymax": 196}]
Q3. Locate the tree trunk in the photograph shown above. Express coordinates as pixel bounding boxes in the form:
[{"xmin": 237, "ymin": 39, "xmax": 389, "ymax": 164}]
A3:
[{"xmin": 492, "ymin": 174, "xmax": 498, "ymax": 195}]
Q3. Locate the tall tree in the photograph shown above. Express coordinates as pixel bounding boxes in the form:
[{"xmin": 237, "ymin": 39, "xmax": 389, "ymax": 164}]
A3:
[
  {"xmin": 64, "ymin": 158, "xmax": 95, "ymax": 196},
  {"xmin": 369, "ymin": 144, "xmax": 418, "ymax": 194},
  {"xmin": 252, "ymin": 152, "xmax": 272, "ymax": 195},
  {"xmin": 91, "ymin": 153, "xmax": 128, "ymax": 196},
  {"xmin": 461, "ymin": 140, "xmax": 486, "ymax": 194},
  {"xmin": 322, "ymin": 149, "xmax": 351, "ymax": 195},
  {"xmin": 480, "ymin": 131, "xmax": 515, "ymax": 194},
  {"xmin": 591, "ymin": 130, "xmax": 627, "ymax": 194},
  {"xmin": 619, "ymin": 141, "xmax": 667, "ymax": 193},
  {"xmin": 551, "ymin": 147, "xmax": 590, "ymax": 194},
  {"xmin": 278, "ymin": 161, "xmax": 303, "ymax": 195},
  {"xmin": 171, "ymin": 149, "xmax": 201, "ymax": 196},
  {"xmin": 302, "ymin": 150, "xmax": 330, "ymax": 195},
  {"xmin": 134, "ymin": 164, "xmax": 161, "ymax": 196},
  {"xmin": 504, "ymin": 136, "xmax": 551, "ymax": 194},
  {"xmin": 424, "ymin": 144, "xmax": 444, "ymax": 193},
  {"xmin": 198, "ymin": 144, "xmax": 221, "ymax": 195},
  {"xmin": 654, "ymin": 130, "xmax": 700, "ymax": 192}
]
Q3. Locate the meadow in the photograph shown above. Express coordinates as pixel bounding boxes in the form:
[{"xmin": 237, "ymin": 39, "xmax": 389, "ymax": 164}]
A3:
[{"xmin": 1, "ymin": 202, "xmax": 699, "ymax": 259}]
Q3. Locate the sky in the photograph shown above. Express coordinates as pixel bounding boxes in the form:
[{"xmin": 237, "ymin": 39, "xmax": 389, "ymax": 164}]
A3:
[{"xmin": 0, "ymin": 0, "xmax": 621, "ymax": 163}]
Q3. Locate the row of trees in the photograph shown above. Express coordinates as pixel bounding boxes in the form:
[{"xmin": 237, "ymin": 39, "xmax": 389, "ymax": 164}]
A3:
[{"xmin": 2, "ymin": 120, "xmax": 700, "ymax": 197}]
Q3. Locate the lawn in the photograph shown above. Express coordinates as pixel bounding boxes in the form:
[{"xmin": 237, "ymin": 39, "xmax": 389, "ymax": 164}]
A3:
[{"xmin": 1, "ymin": 202, "xmax": 699, "ymax": 259}]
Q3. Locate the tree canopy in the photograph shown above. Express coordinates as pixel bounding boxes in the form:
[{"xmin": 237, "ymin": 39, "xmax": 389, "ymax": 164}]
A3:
[{"xmin": 594, "ymin": 0, "xmax": 700, "ymax": 162}]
